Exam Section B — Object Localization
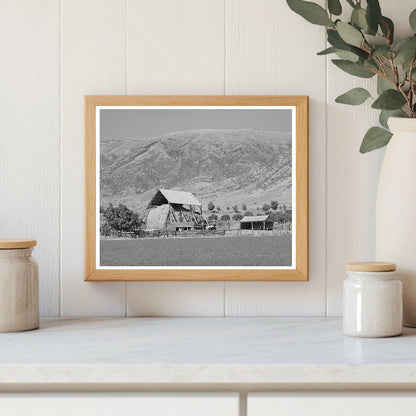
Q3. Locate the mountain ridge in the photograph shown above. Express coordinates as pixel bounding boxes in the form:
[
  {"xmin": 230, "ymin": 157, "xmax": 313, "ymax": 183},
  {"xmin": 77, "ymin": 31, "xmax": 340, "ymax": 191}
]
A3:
[{"xmin": 100, "ymin": 128, "xmax": 292, "ymax": 214}]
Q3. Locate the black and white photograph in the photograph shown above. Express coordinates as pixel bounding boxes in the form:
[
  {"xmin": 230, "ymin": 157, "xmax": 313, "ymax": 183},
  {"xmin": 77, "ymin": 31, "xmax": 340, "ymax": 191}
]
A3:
[{"xmin": 98, "ymin": 106, "xmax": 295, "ymax": 268}]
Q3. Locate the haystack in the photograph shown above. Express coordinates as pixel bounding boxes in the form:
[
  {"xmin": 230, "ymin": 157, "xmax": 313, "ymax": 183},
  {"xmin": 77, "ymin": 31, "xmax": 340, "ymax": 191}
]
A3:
[{"xmin": 145, "ymin": 204, "xmax": 170, "ymax": 230}]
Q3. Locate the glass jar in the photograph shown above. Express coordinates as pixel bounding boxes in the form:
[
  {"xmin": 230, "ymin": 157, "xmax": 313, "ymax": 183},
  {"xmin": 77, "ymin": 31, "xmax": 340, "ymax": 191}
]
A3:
[
  {"xmin": 0, "ymin": 239, "xmax": 39, "ymax": 332},
  {"xmin": 343, "ymin": 262, "xmax": 402, "ymax": 338}
]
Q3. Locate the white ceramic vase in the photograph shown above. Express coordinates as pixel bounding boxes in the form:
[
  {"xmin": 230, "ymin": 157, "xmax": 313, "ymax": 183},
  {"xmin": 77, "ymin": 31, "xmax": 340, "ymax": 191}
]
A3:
[{"xmin": 375, "ymin": 117, "xmax": 416, "ymax": 327}]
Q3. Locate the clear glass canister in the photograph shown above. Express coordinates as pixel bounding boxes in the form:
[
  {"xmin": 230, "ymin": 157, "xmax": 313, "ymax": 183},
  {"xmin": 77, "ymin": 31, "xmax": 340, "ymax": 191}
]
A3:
[
  {"xmin": 343, "ymin": 262, "xmax": 402, "ymax": 338},
  {"xmin": 0, "ymin": 239, "xmax": 39, "ymax": 332}
]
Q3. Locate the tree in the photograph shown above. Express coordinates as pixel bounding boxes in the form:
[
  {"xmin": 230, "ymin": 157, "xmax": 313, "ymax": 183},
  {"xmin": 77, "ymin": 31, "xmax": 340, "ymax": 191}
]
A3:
[
  {"xmin": 208, "ymin": 214, "xmax": 218, "ymax": 221},
  {"xmin": 100, "ymin": 223, "xmax": 111, "ymax": 236},
  {"xmin": 208, "ymin": 201, "xmax": 215, "ymax": 211},
  {"xmin": 271, "ymin": 210, "xmax": 292, "ymax": 224},
  {"xmin": 217, "ymin": 206, "xmax": 221, "ymax": 211},
  {"xmin": 242, "ymin": 203, "xmax": 247, "ymax": 211},
  {"xmin": 104, "ymin": 203, "xmax": 142, "ymax": 232},
  {"xmin": 226, "ymin": 206, "xmax": 230, "ymax": 211},
  {"xmin": 262, "ymin": 203, "xmax": 271, "ymax": 212},
  {"xmin": 221, "ymin": 214, "xmax": 231, "ymax": 231},
  {"xmin": 271, "ymin": 200, "xmax": 278, "ymax": 210},
  {"xmin": 244, "ymin": 211, "xmax": 253, "ymax": 216},
  {"xmin": 232, "ymin": 205, "xmax": 238, "ymax": 213},
  {"xmin": 232, "ymin": 213, "xmax": 244, "ymax": 221}
]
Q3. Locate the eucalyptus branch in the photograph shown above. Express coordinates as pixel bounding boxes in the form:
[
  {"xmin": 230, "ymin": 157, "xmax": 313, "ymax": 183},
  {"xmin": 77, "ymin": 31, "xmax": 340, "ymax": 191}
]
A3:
[
  {"xmin": 362, "ymin": 37, "xmax": 372, "ymax": 52},
  {"xmin": 397, "ymin": 82, "xmax": 412, "ymax": 116},
  {"xmin": 287, "ymin": 0, "xmax": 416, "ymax": 153},
  {"xmin": 391, "ymin": 59, "xmax": 400, "ymax": 85},
  {"xmin": 408, "ymin": 57, "xmax": 416, "ymax": 117}
]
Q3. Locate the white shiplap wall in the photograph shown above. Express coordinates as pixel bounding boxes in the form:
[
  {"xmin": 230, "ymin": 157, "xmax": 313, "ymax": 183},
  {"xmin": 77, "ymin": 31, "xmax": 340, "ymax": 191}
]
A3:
[
  {"xmin": 0, "ymin": 0, "xmax": 60, "ymax": 316},
  {"xmin": 0, "ymin": 0, "xmax": 412, "ymax": 317}
]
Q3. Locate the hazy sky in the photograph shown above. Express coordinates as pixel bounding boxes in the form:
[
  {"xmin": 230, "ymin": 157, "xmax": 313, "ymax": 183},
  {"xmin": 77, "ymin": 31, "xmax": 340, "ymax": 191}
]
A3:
[{"xmin": 100, "ymin": 108, "xmax": 292, "ymax": 140}]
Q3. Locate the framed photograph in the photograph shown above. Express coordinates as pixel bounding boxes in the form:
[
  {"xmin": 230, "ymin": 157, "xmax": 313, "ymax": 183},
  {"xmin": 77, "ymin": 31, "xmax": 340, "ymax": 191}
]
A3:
[{"xmin": 85, "ymin": 96, "xmax": 308, "ymax": 281}]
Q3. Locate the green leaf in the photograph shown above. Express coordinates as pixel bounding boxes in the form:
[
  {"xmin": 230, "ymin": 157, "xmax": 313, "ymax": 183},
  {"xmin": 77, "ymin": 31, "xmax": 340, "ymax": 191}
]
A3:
[
  {"xmin": 335, "ymin": 50, "xmax": 359, "ymax": 62},
  {"xmin": 379, "ymin": 110, "xmax": 402, "ymax": 129},
  {"xmin": 410, "ymin": 9, "xmax": 416, "ymax": 32},
  {"xmin": 393, "ymin": 36, "xmax": 416, "ymax": 67},
  {"xmin": 394, "ymin": 36, "xmax": 416, "ymax": 52},
  {"xmin": 366, "ymin": 0, "xmax": 382, "ymax": 34},
  {"xmin": 376, "ymin": 67, "xmax": 403, "ymax": 94},
  {"xmin": 351, "ymin": 7, "xmax": 369, "ymax": 32},
  {"xmin": 328, "ymin": 0, "xmax": 342, "ymax": 16},
  {"xmin": 372, "ymin": 45, "xmax": 391, "ymax": 58},
  {"xmin": 327, "ymin": 28, "xmax": 350, "ymax": 49},
  {"xmin": 362, "ymin": 59, "xmax": 379, "ymax": 71},
  {"xmin": 327, "ymin": 29, "xmax": 369, "ymax": 59},
  {"xmin": 335, "ymin": 87, "xmax": 371, "ymax": 105},
  {"xmin": 372, "ymin": 89, "xmax": 406, "ymax": 110},
  {"xmin": 360, "ymin": 127, "xmax": 392, "ymax": 153},
  {"xmin": 317, "ymin": 46, "xmax": 359, "ymax": 61},
  {"xmin": 377, "ymin": 76, "xmax": 392, "ymax": 94},
  {"xmin": 287, "ymin": 0, "xmax": 334, "ymax": 26},
  {"xmin": 332, "ymin": 59, "xmax": 375, "ymax": 78},
  {"xmin": 336, "ymin": 21, "xmax": 363, "ymax": 47},
  {"xmin": 317, "ymin": 46, "xmax": 338, "ymax": 55},
  {"xmin": 380, "ymin": 16, "xmax": 394, "ymax": 43}
]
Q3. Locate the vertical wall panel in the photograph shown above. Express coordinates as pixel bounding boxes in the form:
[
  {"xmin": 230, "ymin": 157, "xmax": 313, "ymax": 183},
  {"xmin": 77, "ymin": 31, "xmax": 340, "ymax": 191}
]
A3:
[
  {"xmin": 326, "ymin": 0, "xmax": 416, "ymax": 316},
  {"xmin": 224, "ymin": 0, "xmax": 327, "ymax": 315},
  {"xmin": 127, "ymin": 0, "xmax": 226, "ymax": 95},
  {"xmin": 0, "ymin": 0, "xmax": 60, "ymax": 316},
  {"xmin": 61, "ymin": 0, "xmax": 127, "ymax": 316},
  {"xmin": 126, "ymin": 0, "xmax": 226, "ymax": 316}
]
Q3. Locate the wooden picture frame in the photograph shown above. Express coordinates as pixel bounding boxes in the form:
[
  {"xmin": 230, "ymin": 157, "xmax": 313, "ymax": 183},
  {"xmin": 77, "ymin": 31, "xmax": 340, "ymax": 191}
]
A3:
[{"xmin": 85, "ymin": 96, "xmax": 308, "ymax": 281}]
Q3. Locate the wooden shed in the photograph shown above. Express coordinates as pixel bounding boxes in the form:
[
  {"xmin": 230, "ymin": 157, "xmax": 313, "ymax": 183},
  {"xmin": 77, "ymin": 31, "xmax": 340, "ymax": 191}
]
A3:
[
  {"xmin": 240, "ymin": 214, "xmax": 274, "ymax": 231},
  {"xmin": 145, "ymin": 188, "xmax": 205, "ymax": 231}
]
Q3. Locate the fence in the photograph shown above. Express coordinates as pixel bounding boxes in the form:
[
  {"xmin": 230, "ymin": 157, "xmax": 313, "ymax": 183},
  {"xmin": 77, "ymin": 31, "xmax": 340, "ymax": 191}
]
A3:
[{"xmin": 100, "ymin": 225, "xmax": 292, "ymax": 239}]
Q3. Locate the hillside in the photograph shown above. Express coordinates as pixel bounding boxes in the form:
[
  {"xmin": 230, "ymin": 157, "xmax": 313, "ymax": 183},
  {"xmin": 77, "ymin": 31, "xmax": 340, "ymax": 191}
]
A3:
[{"xmin": 100, "ymin": 128, "xmax": 292, "ymax": 215}]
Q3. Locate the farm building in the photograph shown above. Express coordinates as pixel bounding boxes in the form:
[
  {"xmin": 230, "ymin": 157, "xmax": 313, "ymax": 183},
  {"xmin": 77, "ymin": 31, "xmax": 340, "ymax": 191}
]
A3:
[
  {"xmin": 145, "ymin": 188, "xmax": 205, "ymax": 232},
  {"xmin": 240, "ymin": 215, "xmax": 274, "ymax": 231}
]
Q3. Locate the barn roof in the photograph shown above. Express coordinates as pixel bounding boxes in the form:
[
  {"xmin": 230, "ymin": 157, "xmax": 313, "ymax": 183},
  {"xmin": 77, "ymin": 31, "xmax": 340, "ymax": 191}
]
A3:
[
  {"xmin": 240, "ymin": 215, "xmax": 272, "ymax": 223},
  {"xmin": 149, "ymin": 188, "xmax": 202, "ymax": 207}
]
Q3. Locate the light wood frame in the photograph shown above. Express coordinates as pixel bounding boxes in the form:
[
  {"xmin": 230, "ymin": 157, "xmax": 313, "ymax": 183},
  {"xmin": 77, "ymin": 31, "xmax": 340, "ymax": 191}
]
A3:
[{"xmin": 85, "ymin": 96, "xmax": 308, "ymax": 281}]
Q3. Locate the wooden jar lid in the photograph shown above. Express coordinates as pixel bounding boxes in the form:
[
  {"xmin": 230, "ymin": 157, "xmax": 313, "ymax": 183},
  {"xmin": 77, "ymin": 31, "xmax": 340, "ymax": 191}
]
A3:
[
  {"xmin": 0, "ymin": 239, "xmax": 37, "ymax": 249},
  {"xmin": 346, "ymin": 261, "xmax": 396, "ymax": 272}
]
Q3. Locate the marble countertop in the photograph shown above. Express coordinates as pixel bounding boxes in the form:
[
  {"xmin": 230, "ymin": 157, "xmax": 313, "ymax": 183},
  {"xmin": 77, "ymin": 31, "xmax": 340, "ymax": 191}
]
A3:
[{"xmin": 0, "ymin": 317, "xmax": 416, "ymax": 388}]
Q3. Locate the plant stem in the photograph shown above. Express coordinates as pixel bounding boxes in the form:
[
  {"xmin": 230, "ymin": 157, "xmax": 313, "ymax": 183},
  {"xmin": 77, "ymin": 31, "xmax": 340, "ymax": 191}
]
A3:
[{"xmin": 408, "ymin": 57, "xmax": 416, "ymax": 117}]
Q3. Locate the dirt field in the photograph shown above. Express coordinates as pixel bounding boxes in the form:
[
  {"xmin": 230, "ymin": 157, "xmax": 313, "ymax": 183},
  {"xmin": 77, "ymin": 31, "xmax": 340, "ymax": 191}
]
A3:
[{"xmin": 100, "ymin": 235, "xmax": 292, "ymax": 267}]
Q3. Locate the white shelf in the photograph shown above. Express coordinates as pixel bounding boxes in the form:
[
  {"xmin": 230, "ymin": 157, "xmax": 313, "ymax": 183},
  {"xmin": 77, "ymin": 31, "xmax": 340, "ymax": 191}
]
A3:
[{"xmin": 0, "ymin": 317, "xmax": 415, "ymax": 388}]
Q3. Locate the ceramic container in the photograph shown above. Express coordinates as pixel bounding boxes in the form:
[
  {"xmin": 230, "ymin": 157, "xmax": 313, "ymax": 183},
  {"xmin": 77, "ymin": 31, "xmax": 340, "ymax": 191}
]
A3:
[
  {"xmin": 0, "ymin": 239, "xmax": 39, "ymax": 332},
  {"xmin": 343, "ymin": 262, "xmax": 402, "ymax": 338},
  {"xmin": 376, "ymin": 117, "xmax": 416, "ymax": 327}
]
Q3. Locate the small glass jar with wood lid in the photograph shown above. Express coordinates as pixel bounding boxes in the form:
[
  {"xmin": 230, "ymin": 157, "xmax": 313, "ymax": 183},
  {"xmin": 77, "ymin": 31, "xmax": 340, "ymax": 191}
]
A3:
[
  {"xmin": 343, "ymin": 261, "xmax": 402, "ymax": 338},
  {"xmin": 0, "ymin": 239, "xmax": 39, "ymax": 332}
]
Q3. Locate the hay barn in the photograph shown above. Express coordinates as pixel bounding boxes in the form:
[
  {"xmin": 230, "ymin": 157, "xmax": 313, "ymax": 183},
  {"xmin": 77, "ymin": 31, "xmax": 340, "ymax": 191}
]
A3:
[
  {"xmin": 145, "ymin": 188, "xmax": 205, "ymax": 231},
  {"xmin": 240, "ymin": 215, "xmax": 274, "ymax": 231}
]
